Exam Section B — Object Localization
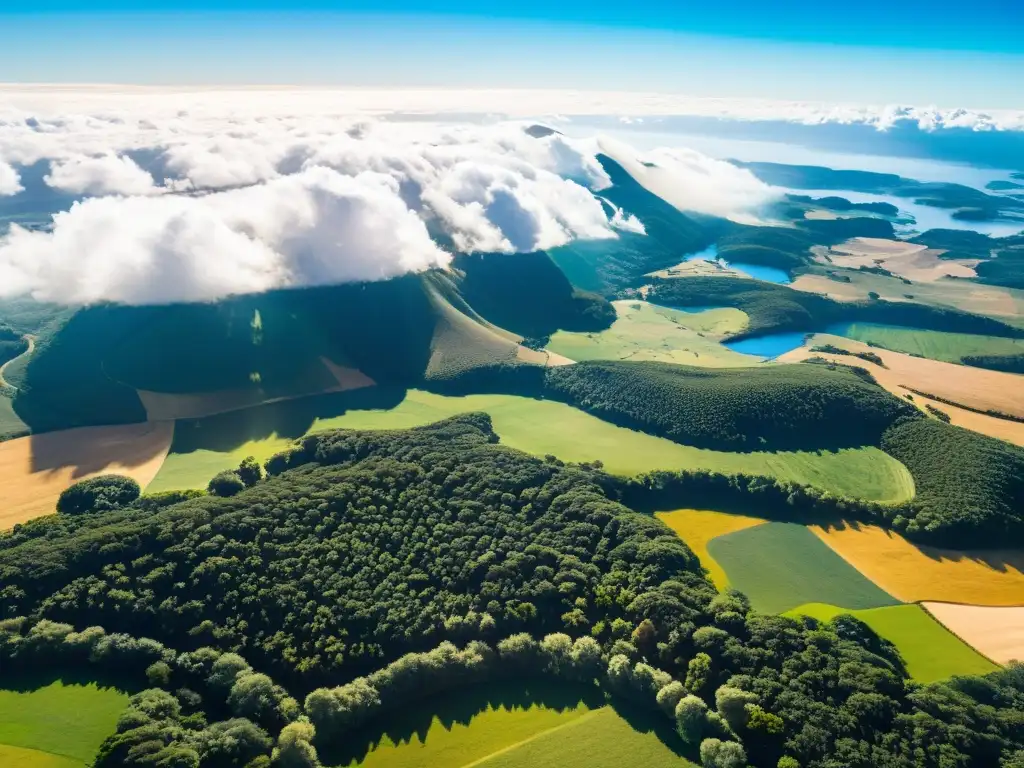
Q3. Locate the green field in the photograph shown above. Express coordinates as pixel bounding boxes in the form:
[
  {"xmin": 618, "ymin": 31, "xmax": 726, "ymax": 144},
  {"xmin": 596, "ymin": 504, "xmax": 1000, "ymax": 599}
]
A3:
[
  {"xmin": 784, "ymin": 603, "xmax": 999, "ymax": 683},
  {"xmin": 832, "ymin": 322, "xmax": 1024, "ymax": 362},
  {"xmin": 0, "ymin": 679, "xmax": 128, "ymax": 766},
  {"xmin": 148, "ymin": 389, "xmax": 915, "ymax": 503},
  {"xmin": 0, "ymin": 395, "xmax": 29, "ymax": 440},
  {"xmin": 335, "ymin": 682, "xmax": 693, "ymax": 768},
  {"xmin": 545, "ymin": 300, "xmax": 753, "ymax": 367},
  {"xmin": 707, "ymin": 522, "xmax": 903, "ymax": 613}
]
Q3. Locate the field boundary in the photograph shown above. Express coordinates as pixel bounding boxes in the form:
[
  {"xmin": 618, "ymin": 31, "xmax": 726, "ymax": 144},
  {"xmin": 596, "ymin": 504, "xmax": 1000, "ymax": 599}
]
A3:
[{"xmin": 919, "ymin": 601, "xmax": 1003, "ymax": 666}]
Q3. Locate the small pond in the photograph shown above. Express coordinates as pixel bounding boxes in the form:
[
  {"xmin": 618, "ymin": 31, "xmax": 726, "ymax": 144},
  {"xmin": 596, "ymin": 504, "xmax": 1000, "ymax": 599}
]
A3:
[
  {"xmin": 683, "ymin": 245, "xmax": 792, "ymax": 285},
  {"xmin": 723, "ymin": 331, "xmax": 809, "ymax": 359}
]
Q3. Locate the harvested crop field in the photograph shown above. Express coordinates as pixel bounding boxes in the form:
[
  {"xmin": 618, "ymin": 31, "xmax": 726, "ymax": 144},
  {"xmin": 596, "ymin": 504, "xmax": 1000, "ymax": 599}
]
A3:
[
  {"xmin": 546, "ymin": 301, "xmax": 752, "ymax": 368},
  {"xmin": 149, "ymin": 389, "xmax": 915, "ymax": 503},
  {"xmin": 811, "ymin": 524, "xmax": 1024, "ymax": 606},
  {"xmin": 784, "ymin": 603, "xmax": 998, "ymax": 682},
  {"xmin": 707, "ymin": 522, "xmax": 902, "ymax": 614},
  {"xmin": 655, "ymin": 509, "xmax": 767, "ymax": 590},
  {"xmin": 923, "ymin": 603, "xmax": 1024, "ymax": 665},
  {"xmin": 791, "ymin": 269, "xmax": 1024, "ymax": 321},
  {"xmin": 0, "ymin": 421, "xmax": 172, "ymax": 529},
  {"xmin": 816, "ymin": 237, "xmax": 979, "ymax": 282},
  {"xmin": 780, "ymin": 333, "xmax": 1024, "ymax": 442}
]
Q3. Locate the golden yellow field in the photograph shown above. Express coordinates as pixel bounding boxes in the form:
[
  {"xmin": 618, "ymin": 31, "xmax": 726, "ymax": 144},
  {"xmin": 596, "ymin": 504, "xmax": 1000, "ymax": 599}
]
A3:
[
  {"xmin": 780, "ymin": 334, "xmax": 1024, "ymax": 444},
  {"xmin": 811, "ymin": 524, "xmax": 1024, "ymax": 606},
  {"xmin": 0, "ymin": 421, "xmax": 172, "ymax": 529},
  {"xmin": 923, "ymin": 603, "xmax": 1024, "ymax": 664},
  {"xmin": 656, "ymin": 508, "xmax": 767, "ymax": 589}
]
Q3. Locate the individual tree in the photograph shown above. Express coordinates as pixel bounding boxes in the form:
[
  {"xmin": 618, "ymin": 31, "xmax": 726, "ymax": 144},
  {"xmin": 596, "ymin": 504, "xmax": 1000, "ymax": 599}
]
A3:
[
  {"xmin": 238, "ymin": 456, "xmax": 263, "ymax": 487},
  {"xmin": 208, "ymin": 470, "xmax": 246, "ymax": 497},
  {"xmin": 56, "ymin": 475, "xmax": 140, "ymax": 515}
]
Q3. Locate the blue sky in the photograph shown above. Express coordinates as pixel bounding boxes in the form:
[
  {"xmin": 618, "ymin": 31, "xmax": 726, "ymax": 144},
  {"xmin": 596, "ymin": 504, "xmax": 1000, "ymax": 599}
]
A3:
[{"xmin": 2, "ymin": 1, "xmax": 1022, "ymax": 106}]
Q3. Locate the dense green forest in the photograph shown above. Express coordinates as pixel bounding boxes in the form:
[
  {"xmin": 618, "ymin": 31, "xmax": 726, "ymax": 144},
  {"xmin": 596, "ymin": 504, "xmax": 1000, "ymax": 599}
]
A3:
[
  {"xmin": 645, "ymin": 276, "xmax": 1024, "ymax": 340},
  {"xmin": 714, "ymin": 227, "xmax": 815, "ymax": 273},
  {"xmin": 880, "ymin": 418, "xmax": 1024, "ymax": 545},
  {"xmin": 3, "ymin": 416, "xmax": 1024, "ymax": 768},
  {"xmin": 0, "ymin": 324, "xmax": 27, "ymax": 369},
  {"xmin": 787, "ymin": 194, "xmax": 898, "ymax": 216},
  {"xmin": 961, "ymin": 352, "xmax": 1024, "ymax": 373},
  {"xmin": 542, "ymin": 360, "xmax": 916, "ymax": 452}
]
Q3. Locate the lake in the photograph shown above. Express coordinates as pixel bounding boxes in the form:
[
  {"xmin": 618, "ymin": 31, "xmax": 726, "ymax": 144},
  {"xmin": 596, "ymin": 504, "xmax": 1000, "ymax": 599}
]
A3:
[
  {"xmin": 723, "ymin": 331, "xmax": 809, "ymax": 359},
  {"xmin": 683, "ymin": 245, "xmax": 792, "ymax": 284}
]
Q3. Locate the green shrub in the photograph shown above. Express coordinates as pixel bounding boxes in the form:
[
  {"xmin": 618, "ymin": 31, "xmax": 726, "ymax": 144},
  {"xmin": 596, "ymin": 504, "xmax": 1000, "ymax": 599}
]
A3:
[
  {"xmin": 56, "ymin": 475, "xmax": 141, "ymax": 515},
  {"xmin": 208, "ymin": 470, "xmax": 245, "ymax": 498}
]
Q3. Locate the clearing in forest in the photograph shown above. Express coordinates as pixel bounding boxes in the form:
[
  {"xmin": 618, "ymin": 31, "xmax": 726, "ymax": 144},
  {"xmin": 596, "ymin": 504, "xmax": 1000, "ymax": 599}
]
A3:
[
  {"xmin": 923, "ymin": 603, "xmax": 1024, "ymax": 665},
  {"xmin": 148, "ymin": 389, "xmax": 915, "ymax": 504},
  {"xmin": 784, "ymin": 603, "xmax": 998, "ymax": 683},
  {"xmin": 338, "ymin": 681, "xmax": 692, "ymax": 768},
  {"xmin": 707, "ymin": 522, "xmax": 902, "ymax": 614},
  {"xmin": 546, "ymin": 301, "xmax": 752, "ymax": 368},
  {"xmin": 0, "ymin": 679, "xmax": 128, "ymax": 767},
  {"xmin": 810, "ymin": 524, "xmax": 1024, "ymax": 606},
  {"xmin": 655, "ymin": 509, "xmax": 768, "ymax": 590},
  {"xmin": 815, "ymin": 237, "xmax": 978, "ymax": 282},
  {"xmin": 0, "ymin": 421, "xmax": 172, "ymax": 529}
]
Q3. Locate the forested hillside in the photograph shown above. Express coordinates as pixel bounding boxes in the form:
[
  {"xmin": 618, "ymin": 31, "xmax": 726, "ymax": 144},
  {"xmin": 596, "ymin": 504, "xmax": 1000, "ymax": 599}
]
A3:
[
  {"xmin": 2, "ymin": 416, "xmax": 1024, "ymax": 768},
  {"xmin": 543, "ymin": 360, "xmax": 918, "ymax": 451}
]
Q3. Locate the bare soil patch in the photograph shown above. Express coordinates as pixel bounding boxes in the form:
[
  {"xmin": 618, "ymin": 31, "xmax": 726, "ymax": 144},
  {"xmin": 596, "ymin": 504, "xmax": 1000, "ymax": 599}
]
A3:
[
  {"xmin": 0, "ymin": 421, "xmax": 173, "ymax": 529},
  {"xmin": 817, "ymin": 237, "xmax": 978, "ymax": 282},
  {"xmin": 923, "ymin": 603, "xmax": 1024, "ymax": 664}
]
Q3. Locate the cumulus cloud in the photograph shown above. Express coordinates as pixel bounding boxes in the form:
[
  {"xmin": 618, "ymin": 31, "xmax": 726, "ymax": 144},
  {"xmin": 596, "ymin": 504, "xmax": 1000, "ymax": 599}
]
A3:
[
  {"xmin": 45, "ymin": 154, "xmax": 157, "ymax": 196},
  {"xmin": 597, "ymin": 137, "xmax": 779, "ymax": 218},
  {"xmin": 0, "ymin": 160, "xmax": 22, "ymax": 196},
  {"xmin": 0, "ymin": 167, "xmax": 449, "ymax": 305},
  {"xmin": 0, "ymin": 88, "xmax": 796, "ymax": 305}
]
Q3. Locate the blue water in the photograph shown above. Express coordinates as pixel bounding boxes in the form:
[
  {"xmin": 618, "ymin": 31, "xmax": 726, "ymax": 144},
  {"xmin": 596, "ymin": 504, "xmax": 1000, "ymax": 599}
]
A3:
[
  {"xmin": 723, "ymin": 332, "xmax": 809, "ymax": 359},
  {"xmin": 682, "ymin": 245, "xmax": 792, "ymax": 284}
]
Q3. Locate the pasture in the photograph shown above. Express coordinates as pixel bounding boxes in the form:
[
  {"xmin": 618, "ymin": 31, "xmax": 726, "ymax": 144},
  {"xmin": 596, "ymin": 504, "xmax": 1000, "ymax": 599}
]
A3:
[
  {"xmin": 0, "ymin": 395, "xmax": 29, "ymax": 441},
  {"xmin": 545, "ymin": 300, "xmax": 752, "ymax": 367},
  {"xmin": 0, "ymin": 421, "xmax": 172, "ymax": 529},
  {"xmin": 829, "ymin": 322, "xmax": 1024, "ymax": 362},
  {"xmin": 707, "ymin": 522, "xmax": 902, "ymax": 614},
  {"xmin": 784, "ymin": 603, "xmax": 998, "ymax": 683},
  {"xmin": 816, "ymin": 237, "xmax": 979, "ymax": 282},
  {"xmin": 811, "ymin": 524, "xmax": 1024, "ymax": 606},
  {"xmin": 338, "ymin": 681, "xmax": 691, "ymax": 768},
  {"xmin": 924, "ymin": 603, "xmax": 1024, "ymax": 665},
  {"xmin": 0, "ymin": 679, "xmax": 128, "ymax": 767},
  {"xmin": 655, "ymin": 509, "xmax": 768, "ymax": 590},
  {"xmin": 148, "ymin": 389, "xmax": 916, "ymax": 504}
]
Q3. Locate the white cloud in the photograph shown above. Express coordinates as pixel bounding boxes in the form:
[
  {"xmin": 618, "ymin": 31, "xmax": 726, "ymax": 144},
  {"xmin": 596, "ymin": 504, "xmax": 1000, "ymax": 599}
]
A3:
[
  {"xmin": 597, "ymin": 137, "xmax": 779, "ymax": 218},
  {"xmin": 0, "ymin": 167, "xmax": 449, "ymax": 305},
  {"xmin": 45, "ymin": 154, "xmax": 157, "ymax": 196},
  {"xmin": 0, "ymin": 159, "xmax": 22, "ymax": 196},
  {"xmin": 0, "ymin": 88, "xmax": 802, "ymax": 305}
]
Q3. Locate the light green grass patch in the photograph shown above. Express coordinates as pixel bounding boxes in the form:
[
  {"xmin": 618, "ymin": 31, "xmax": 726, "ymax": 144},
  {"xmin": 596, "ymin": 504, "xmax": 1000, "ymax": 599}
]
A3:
[
  {"xmin": 149, "ymin": 390, "xmax": 915, "ymax": 504},
  {"xmin": 784, "ymin": 603, "xmax": 999, "ymax": 683},
  {"xmin": 0, "ymin": 744, "xmax": 84, "ymax": 768},
  {"xmin": 337, "ymin": 682, "xmax": 692, "ymax": 768},
  {"xmin": 546, "ymin": 301, "xmax": 752, "ymax": 367},
  {"xmin": 707, "ymin": 522, "xmax": 903, "ymax": 614},
  {"xmin": 0, "ymin": 395, "xmax": 29, "ymax": 441},
  {"xmin": 0, "ymin": 679, "xmax": 128, "ymax": 765},
  {"xmin": 833, "ymin": 322, "xmax": 1024, "ymax": 363}
]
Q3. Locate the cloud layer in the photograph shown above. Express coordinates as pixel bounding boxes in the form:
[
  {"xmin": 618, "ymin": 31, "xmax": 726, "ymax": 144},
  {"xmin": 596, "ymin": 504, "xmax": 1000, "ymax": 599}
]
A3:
[{"xmin": 0, "ymin": 88, "xmax": 779, "ymax": 305}]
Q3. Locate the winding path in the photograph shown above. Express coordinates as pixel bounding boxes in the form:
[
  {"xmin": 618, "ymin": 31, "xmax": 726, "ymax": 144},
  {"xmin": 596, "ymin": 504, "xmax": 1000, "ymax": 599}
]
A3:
[{"xmin": 0, "ymin": 334, "xmax": 34, "ymax": 391}]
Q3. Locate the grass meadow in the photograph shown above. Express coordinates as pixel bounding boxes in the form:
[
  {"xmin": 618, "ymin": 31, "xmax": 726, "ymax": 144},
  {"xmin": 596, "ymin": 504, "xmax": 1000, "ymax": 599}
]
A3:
[
  {"xmin": 545, "ymin": 301, "xmax": 753, "ymax": 367},
  {"xmin": 147, "ymin": 389, "xmax": 915, "ymax": 504},
  {"xmin": 334, "ymin": 681, "xmax": 693, "ymax": 768},
  {"xmin": 655, "ymin": 509, "xmax": 768, "ymax": 590},
  {"xmin": 833, "ymin": 322, "xmax": 1024, "ymax": 362},
  {"xmin": 784, "ymin": 603, "xmax": 998, "ymax": 683},
  {"xmin": 707, "ymin": 522, "xmax": 903, "ymax": 613},
  {"xmin": 0, "ymin": 679, "xmax": 128, "ymax": 767}
]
